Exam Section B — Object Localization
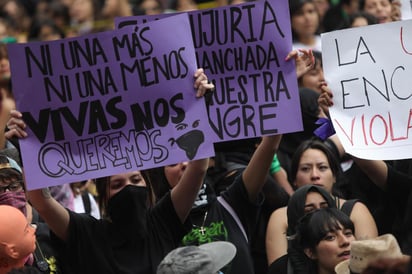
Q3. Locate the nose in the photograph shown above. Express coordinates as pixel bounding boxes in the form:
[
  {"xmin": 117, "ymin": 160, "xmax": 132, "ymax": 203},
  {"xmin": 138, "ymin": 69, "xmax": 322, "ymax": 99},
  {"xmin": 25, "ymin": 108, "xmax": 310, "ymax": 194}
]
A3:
[
  {"xmin": 319, "ymin": 70, "xmax": 325, "ymax": 82},
  {"xmin": 338, "ymin": 232, "xmax": 351, "ymax": 247},
  {"xmin": 310, "ymin": 168, "xmax": 320, "ymax": 180}
]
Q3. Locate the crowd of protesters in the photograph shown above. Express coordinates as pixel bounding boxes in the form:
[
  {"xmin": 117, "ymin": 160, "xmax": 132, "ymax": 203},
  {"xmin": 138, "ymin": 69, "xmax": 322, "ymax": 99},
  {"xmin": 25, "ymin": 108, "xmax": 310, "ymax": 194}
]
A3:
[{"xmin": 0, "ymin": 0, "xmax": 411, "ymax": 273}]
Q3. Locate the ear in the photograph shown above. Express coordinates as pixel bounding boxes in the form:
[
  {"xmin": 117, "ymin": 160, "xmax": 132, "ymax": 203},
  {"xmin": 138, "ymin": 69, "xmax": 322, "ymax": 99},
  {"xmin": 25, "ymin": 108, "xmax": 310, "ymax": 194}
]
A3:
[
  {"xmin": 2, "ymin": 243, "xmax": 20, "ymax": 259},
  {"xmin": 303, "ymin": 248, "xmax": 317, "ymax": 260}
]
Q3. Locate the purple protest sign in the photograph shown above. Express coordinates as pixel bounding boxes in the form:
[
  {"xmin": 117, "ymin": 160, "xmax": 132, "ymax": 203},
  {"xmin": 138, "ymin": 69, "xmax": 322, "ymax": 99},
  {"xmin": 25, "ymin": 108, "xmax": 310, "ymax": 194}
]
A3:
[
  {"xmin": 8, "ymin": 13, "xmax": 214, "ymax": 190},
  {"xmin": 115, "ymin": 0, "xmax": 303, "ymax": 142}
]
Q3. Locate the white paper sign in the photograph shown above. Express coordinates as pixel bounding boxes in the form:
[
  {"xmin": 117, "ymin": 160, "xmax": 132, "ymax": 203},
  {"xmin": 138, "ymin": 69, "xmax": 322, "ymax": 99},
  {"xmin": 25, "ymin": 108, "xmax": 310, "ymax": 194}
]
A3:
[
  {"xmin": 322, "ymin": 20, "xmax": 412, "ymax": 160},
  {"xmin": 402, "ymin": 0, "xmax": 412, "ymax": 20}
]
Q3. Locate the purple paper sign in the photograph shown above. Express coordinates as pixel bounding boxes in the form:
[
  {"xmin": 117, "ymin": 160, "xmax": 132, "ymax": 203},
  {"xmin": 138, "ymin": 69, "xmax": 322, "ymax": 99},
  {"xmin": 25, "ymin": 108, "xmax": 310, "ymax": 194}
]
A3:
[
  {"xmin": 116, "ymin": 0, "xmax": 303, "ymax": 142},
  {"xmin": 8, "ymin": 13, "xmax": 214, "ymax": 190}
]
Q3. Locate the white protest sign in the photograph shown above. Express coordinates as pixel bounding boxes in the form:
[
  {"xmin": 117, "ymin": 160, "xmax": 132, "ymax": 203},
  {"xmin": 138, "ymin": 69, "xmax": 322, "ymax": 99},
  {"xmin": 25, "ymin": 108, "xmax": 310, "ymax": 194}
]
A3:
[
  {"xmin": 402, "ymin": 0, "xmax": 412, "ymax": 20},
  {"xmin": 322, "ymin": 19, "xmax": 412, "ymax": 160}
]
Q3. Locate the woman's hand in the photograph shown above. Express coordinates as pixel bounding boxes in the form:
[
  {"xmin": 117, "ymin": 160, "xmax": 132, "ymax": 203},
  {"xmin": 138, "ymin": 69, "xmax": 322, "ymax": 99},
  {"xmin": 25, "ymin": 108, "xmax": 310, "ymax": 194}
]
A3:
[
  {"xmin": 318, "ymin": 82, "xmax": 333, "ymax": 116},
  {"xmin": 194, "ymin": 68, "xmax": 214, "ymax": 98},
  {"xmin": 285, "ymin": 48, "xmax": 315, "ymax": 78},
  {"xmin": 5, "ymin": 110, "xmax": 27, "ymax": 139}
]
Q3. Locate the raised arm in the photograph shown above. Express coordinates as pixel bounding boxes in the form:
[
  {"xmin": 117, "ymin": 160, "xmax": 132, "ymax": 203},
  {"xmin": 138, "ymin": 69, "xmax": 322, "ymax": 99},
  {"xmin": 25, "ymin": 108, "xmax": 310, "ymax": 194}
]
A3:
[
  {"xmin": 169, "ymin": 68, "xmax": 213, "ymax": 223},
  {"xmin": 242, "ymin": 134, "xmax": 282, "ymax": 202},
  {"xmin": 27, "ymin": 188, "xmax": 70, "ymax": 241},
  {"xmin": 170, "ymin": 158, "xmax": 209, "ymax": 223}
]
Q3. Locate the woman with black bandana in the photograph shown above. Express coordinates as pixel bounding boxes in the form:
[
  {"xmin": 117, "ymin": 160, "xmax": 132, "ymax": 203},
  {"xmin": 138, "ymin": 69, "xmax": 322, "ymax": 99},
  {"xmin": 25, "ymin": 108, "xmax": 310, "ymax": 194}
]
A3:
[{"xmin": 8, "ymin": 69, "xmax": 214, "ymax": 274}]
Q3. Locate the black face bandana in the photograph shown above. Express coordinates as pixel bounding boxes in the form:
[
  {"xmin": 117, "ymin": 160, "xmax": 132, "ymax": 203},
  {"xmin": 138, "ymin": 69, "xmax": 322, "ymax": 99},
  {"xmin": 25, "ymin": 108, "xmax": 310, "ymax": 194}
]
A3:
[
  {"xmin": 107, "ymin": 185, "xmax": 148, "ymax": 232},
  {"xmin": 106, "ymin": 185, "xmax": 149, "ymax": 265}
]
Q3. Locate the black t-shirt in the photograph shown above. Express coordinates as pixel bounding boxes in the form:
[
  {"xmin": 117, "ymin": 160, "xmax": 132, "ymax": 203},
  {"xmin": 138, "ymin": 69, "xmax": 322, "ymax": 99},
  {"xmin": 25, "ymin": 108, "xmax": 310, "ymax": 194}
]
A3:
[
  {"xmin": 52, "ymin": 192, "xmax": 190, "ymax": 274},
  {"xmin": 182, "ymin": 174, "xmax": 263, "ymax": 274}
]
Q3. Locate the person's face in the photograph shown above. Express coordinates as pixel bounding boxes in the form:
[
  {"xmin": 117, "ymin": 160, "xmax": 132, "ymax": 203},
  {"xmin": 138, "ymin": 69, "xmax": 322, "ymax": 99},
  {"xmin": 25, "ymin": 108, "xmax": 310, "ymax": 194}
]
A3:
[
  {"xmin": 0, "ymin": 59, "xmax": 10, "ymax": 79},
  {"xmin": 363, "ymin": 0, "xmax": 392, "ymax": 23},
  {"xmin": 347, "ymin": 0, "xmax": 360, "ymax": 15},
  {"xmin": 313, "ymin": 0, "xmax": 330, "ymax": 18},
  {"xmin": 70, "ymin": 0, "xmax": 94, "ymax": 23},
  {"xmin": 291, "ymin": 3, "xmax": 320, "ymax": 39},
  {"xmin": 164, "ymin": 162, "xmax": 188, "ymax": 188},
  {"xmin": 0, "ymin": 23, "xmax": 8, "ymax": 41},
  {"xmin": 300, "ymin": 61, "xmax": 324, "ymax": 93},
  {"xmin": 304, "ymin": 191, "xmax": 329, "ymax": 214},
  {"xmin": 140, "ymin": 0, "xmax": 162, "ymax": 15},
  {"xmin": 102, "ymin": 0, "xmax": 118, "ymax": 17},
  {"xmin": 351, "ymin": 17, "xmax": 369, "ymax": 27},
  {"xmin": 108, "ymin": 171, "xmax": 146, "ymax": 199},
  {"xmin": 309, "ymin": 226, "xmax": 355, "ymax": 273},
  {"xmin": 0, "ymin": 177, "xmax": 23, "ymax": 194},
  {"xmin": 294, "ymin": 149, "xmax": 335, "ymax": 194},
  {"xmin": 3, "ymin": 1, "xmax": 20, "ymax": 19},
  {"xmin": 38, "ymin": 25, "xmax": 62, "ymax": 41}
]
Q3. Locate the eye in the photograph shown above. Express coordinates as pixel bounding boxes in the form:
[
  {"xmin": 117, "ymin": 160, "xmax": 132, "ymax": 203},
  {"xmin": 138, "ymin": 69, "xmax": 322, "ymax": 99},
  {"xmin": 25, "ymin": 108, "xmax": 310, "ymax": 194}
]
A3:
[
  {"xmin": 323, "ymin": 233, "xmax": 336, "ymax": 241},
  {"xmin": 9, "ymin": 182, "xmax": 22, "ymax": 191},
  {"xmin": 300, "ymin": 166, "xmax": 310, "ymax": 172},
  {"xmin": 319, "ymin": 165, "xmax": 329, "ymax": 171},
  {"xmin": 109, "ymin": 180, "xmax": 125, "ymax": 190},
  {"xmin": 319, "ymin": 202, "xmax": 329, "ymax": 209},
  {"xmin": 344, "ymin": 229, "xmax": 354, "ymax": 237},
  {"xmin": 304, "ymin": 206, "xmax": 315, "ymax": 214},
  {"xmin": 130, "ymin": 177, "xmax": 143, "ymax": 185}
]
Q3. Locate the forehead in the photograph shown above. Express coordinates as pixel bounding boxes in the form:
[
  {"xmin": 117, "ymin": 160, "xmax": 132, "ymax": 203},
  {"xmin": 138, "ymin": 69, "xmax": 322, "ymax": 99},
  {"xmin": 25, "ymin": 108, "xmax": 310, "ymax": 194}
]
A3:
[
  {"xmin": 300, "ymin": 2, "xmax": 317, "ymax": 10},
  {"xmin": 365, "ymin": 0, "xmax": 391, "ymax": 5},
  {"xmin": 300, "ymin": 148, "xmax": 328, "ymax": 163},
  {"xmin": 305, "ymin": 191, "xmax": 327, "ymax": 204},
  {"xmin": 0, "ymin": 171, "xmax": 20, "ymax": 182},
  {"xmin": 110, "ymin": 171, "xmax": 142, "ymax": 180}
]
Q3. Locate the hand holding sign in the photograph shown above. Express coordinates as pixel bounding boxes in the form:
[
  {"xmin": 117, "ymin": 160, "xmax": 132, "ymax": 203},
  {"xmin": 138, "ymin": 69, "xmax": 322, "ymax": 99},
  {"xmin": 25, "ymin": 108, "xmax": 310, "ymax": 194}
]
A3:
[
  {"xmin": 322, "ymin": 20, "xmax": 412, "ymax": 160},
  {"xmin": 8, "ymin": 13, "xmax": 217, "ymax": 190},
  {"xmin": 5, "ymin": 67, "xmax": 214, "ymax": 150},
  {"xmin": 6, "ymin": 110, "xmax": 26, "ymax": 139},
  {"xmin": 285, "ymin": 48, "xmax": 315, "ymax": 78}
]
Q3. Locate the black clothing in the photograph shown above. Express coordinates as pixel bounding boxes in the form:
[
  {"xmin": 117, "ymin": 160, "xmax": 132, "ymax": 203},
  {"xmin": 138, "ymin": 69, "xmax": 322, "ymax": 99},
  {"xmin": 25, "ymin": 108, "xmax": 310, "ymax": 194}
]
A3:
[
  {"xmin": 182, "ymin": 174, "xmax": 262, "ymax": 274},
  {"xmin": 32, "ymin": 209, "xmax": 62, "ymax": 274},
  {"xmin": 52, "ymin": 189, "xmax": 190, "ymax": 274}
]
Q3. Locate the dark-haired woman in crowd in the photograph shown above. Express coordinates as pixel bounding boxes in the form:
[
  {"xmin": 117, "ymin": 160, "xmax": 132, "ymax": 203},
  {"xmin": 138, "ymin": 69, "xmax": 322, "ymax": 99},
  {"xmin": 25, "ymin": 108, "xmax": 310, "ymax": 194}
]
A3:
[
  {"xmin": 268, "ymin": 207, "xmax": 355, "ymax": 274},
  {"xmin": 266, "ymin": 138, "xmax": 378, "ymax": 265},
  {"xmin": 289, "ymin": 0, "xmax": 322, "ymax": 52}
]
